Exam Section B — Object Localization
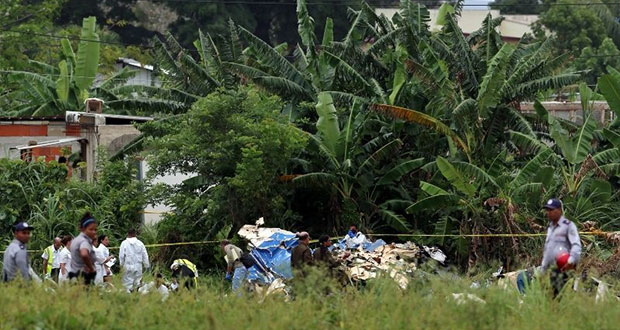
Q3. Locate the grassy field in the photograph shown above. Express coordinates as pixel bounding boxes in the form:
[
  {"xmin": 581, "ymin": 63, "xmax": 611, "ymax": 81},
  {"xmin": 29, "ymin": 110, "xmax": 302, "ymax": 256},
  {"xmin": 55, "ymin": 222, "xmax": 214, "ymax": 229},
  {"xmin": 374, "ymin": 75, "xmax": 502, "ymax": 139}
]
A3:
[{"xmin": 1, "ymin": 271, "xmax": 620, "ymax": 330}]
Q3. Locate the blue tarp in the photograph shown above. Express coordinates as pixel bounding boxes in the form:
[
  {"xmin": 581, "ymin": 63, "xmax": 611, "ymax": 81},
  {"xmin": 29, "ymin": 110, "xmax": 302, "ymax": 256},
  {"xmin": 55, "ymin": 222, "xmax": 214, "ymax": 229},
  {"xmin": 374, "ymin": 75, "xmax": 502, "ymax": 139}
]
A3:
[
  {"xmin": 333, "ymin": 238, "xmax": 387, "ymax": 252},
  {"xmin": 247, "ymin": 231, "xmax": 298, "ymax": 284}
]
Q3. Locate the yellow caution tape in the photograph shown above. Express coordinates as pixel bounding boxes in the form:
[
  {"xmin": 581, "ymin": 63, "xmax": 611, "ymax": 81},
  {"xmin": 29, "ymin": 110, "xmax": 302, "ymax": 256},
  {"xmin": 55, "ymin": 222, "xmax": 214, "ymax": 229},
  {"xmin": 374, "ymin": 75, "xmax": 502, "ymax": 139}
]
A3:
[
  {"xmin": 140, "ymin": 210, "xmax": 172, "ymax": 215},
  {"xmin": 2, "ymin": 231, "xmax": 614, "ymax": 254},
  {"xmin": 367, "ymin": 231, "xmax": 608, "ymax": 238}
]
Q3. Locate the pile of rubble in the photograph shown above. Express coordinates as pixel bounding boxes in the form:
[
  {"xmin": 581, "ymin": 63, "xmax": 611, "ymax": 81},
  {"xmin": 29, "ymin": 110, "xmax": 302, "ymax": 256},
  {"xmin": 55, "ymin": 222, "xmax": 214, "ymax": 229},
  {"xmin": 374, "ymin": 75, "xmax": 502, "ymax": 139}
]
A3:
[
  {"xmin": 237, "ymin": 219, "xmax": 447, "ymax": 290},
  {"xmin": 333, "ymin": 242, "xmax": 446, "ymax": 289}
]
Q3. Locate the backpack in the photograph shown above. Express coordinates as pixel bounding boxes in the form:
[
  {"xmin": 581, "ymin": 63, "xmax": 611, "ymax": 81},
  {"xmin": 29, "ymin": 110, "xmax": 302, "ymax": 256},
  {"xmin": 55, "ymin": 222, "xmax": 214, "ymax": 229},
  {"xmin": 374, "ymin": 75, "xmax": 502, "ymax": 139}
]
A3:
[{"xmin": 239, "ymin": 252, "xmax": 255, "ymax": 268}]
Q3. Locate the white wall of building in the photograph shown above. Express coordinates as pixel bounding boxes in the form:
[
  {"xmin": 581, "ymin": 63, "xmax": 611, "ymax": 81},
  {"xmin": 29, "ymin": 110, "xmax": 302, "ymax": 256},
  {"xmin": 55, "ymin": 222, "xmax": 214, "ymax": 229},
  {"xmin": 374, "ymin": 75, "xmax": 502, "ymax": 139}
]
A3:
[
  {"xmin": 141, "ymin": 161, "xmax": 195, "ymax": 224},
  {"xmin": 375, "ymin": 8, "xmax": 538, "ymax": 39}
]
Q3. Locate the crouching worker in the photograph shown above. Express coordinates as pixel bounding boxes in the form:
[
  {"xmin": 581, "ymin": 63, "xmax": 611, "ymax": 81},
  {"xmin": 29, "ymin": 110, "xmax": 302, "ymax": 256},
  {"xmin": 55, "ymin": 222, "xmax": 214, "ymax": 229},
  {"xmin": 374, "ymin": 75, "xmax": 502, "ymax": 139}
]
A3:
[
  {"xmin": 170, "ymin": 259, "xmax": 198, "ymax": 290},
  {"xmin": 342, "ymin": 225, "xmax": 368, "ymax": 249},
  {"xmin": 138, "ymin": 273, "xmax": 169, "ymax": 301},
  {"xmin": 221, "ymin": 240, "xmax": 254, "ymax": 294}
]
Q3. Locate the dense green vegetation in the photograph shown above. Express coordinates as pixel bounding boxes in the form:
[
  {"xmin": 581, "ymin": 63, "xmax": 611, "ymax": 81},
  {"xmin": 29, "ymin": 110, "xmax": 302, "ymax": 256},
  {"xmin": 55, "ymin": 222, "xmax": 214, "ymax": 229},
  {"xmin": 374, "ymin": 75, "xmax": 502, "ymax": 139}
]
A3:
[
  {"xmin": 2, "ymin": 0, "xmax": 620, "ymax": 275},
  {"xmin": 0, "ymin": 158, "xmax": 146, "ymax": 250}
]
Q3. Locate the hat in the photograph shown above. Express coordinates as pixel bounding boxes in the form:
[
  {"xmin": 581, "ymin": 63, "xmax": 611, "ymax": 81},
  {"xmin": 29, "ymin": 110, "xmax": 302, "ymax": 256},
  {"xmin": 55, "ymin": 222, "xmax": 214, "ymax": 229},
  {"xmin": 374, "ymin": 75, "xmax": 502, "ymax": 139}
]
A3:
[
  {"xmin": 14, "ymin": 222, "xmax": 34, "ymax": 232},
  {"xmin": 543, "ymin": 198, "xmax": 562, "ymax": 210}
]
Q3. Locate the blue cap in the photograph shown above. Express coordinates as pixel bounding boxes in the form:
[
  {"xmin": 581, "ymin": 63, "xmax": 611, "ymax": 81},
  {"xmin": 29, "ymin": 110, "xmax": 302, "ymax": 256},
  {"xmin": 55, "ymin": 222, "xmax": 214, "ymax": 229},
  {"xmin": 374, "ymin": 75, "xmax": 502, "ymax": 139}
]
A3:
[
  {"xmin": 14, "ymin": 222, "xmax": 35, "ymax": 231},
  {"xmin": 543, "ymin": 198, "xmax": 562, "ymax": 210}
]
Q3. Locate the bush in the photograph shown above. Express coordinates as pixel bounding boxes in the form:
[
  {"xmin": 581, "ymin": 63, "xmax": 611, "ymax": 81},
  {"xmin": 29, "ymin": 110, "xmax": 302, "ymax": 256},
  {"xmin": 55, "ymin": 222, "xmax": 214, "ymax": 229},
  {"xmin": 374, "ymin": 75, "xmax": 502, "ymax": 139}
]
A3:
[{"xmin": 0, "ymin": 158, "xmax": 147, "ymax": 251}]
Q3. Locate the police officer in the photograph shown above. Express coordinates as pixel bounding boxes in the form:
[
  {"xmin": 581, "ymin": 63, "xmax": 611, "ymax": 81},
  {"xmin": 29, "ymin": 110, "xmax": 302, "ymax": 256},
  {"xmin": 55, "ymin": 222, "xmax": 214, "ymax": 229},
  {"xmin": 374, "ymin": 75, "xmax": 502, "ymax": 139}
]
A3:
[
  {"xmin": 2, "ymin": 222, "xmax": 35, "ymax": 282},
  {"xmin": 541, "ymin": 198, "xmax": 582, "ymax": 295}
]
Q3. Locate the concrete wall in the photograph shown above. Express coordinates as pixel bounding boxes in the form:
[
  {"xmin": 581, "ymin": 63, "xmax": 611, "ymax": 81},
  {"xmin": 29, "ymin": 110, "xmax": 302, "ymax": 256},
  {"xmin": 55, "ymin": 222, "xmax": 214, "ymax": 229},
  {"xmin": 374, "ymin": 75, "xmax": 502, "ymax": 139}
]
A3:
[
  {"xmin": 140, "ymin": 161, "xmax": 195, "ymax": 225},
  {"xmin": 97, "ymin": 125, "xmax": 141, "ymax": 155},
  {"xmin": 375, "ymin": 8, "xmax": 537, "ymax": 40},
  {"xmin": 520, "ymin": 101, "xmax": 611, "ymax": 125}
]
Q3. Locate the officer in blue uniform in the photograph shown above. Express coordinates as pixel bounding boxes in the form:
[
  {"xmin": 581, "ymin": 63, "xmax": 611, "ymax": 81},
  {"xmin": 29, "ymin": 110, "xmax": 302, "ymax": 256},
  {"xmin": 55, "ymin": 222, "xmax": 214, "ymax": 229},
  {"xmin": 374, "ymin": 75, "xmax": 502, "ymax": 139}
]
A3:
[
  {"xmin": 541, "ymin": 198, "xmax": 581, "ymax": 296},
  {"xmin": 2, "ymin": 222, "xmax": 35, "ymax": 282}
]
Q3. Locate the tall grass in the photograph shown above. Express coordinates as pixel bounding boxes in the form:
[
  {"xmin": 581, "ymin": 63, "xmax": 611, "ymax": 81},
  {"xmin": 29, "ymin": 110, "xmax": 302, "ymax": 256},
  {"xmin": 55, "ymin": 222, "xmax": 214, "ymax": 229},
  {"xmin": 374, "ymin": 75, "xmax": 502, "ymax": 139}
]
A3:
[{"xmin": 1, "ymin": 271, "xmax": 620, "ymax": 329}]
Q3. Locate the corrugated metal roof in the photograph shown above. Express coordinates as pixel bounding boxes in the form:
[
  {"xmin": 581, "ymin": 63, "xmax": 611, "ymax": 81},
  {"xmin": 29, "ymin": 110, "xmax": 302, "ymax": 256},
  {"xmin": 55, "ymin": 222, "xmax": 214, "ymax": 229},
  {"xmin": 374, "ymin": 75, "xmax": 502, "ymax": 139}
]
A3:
[
  {"xmin": 10, "ymin": 137, "xmax": 86, "ymax": 150},
  {"xmin": 0, "ymin": 116, "xmax": 66, "ymax": 121}
]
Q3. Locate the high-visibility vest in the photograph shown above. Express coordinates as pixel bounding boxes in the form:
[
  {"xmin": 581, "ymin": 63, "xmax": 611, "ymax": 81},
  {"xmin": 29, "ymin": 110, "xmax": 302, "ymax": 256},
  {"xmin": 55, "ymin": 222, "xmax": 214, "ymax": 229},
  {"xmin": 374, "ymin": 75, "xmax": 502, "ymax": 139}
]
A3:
[
  {"xmin": 174, "ymin": 259, "xmax": 198, "ymax": 287},
  {"xmin": 44, "ymin": 246, "xmax": 55, "ymax": 275}
]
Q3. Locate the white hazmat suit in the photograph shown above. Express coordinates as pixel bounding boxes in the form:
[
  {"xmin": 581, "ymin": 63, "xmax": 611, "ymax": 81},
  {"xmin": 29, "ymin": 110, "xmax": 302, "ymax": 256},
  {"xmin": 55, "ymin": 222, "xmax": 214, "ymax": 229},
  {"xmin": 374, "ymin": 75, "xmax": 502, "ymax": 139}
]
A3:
[{"xmin": 119, "ymin": 237, "xmax": 149, "ymax": 292}]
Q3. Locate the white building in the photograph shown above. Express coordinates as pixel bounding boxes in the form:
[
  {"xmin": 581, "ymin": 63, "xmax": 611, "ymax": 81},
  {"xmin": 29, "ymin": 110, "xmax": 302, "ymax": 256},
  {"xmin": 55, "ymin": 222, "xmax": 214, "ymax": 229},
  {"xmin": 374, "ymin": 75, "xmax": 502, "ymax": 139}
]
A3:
[
  {"xmin": 115, "ymin": 57, "xmax": 161, "ymax": 87},
  {"xmin": 375, "ymin": 8, "xmax": 538, "ymax": 42},
  {"xmin": 113, "ymin": 58, "xmax": 194, "ymax": 224}
]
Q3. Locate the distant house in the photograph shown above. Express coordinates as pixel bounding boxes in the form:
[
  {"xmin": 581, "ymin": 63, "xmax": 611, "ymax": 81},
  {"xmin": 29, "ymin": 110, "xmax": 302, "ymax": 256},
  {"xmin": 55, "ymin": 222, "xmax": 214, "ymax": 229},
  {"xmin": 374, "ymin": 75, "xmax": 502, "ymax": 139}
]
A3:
[
  {"xmin": 0, "ymin": 99, "xmax": 151, "ymax": 182},
  {"xmin": 520, "ymin": 101, "xmax": 612, "ymax": 126},
  {"xmin": 375, "ymin": 8, "xmax": 538, "ymax": 43},
  {"xmin": 115, "ymin": 58, "xmax": 193, "ymax": 224},
  {"xmin": 115, "ymin": 57, "xmax": 161, "ymax": 87}
]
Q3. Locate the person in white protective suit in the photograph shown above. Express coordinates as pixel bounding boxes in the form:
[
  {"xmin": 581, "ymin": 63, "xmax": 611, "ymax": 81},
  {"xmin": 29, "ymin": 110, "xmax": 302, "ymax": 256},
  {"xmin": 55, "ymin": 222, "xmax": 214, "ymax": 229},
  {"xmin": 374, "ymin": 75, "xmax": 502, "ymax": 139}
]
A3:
[
  {"xmin": 119, "ymin": 228, "xmax": 149, "ymax": 292},
  {"xmin": 342, "ymin": 224, "xmax": 368, "ymax": 249}
]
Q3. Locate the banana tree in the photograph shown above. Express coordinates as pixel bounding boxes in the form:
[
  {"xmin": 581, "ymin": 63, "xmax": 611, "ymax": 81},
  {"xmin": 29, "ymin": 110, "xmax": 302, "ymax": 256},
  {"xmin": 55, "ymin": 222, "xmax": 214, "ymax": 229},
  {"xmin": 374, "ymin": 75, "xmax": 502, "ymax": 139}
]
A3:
[
  {"xmin": 406, "ymin": 149, "xmax": 559, "ymax": 268},
  {"xmin": 598, "ymin": 66, "xmax": 620, "ymax": 128},
  {"xmin": 510, "ymin": 100, "xmax": 620, "ymax": 194},
  {"xmin": 2, "ymin": 17, "xmax": 191, "ymax": 116},
  {"xmin": 290, "ymin": 92, "xmax": 425, "ymax": 232},
  {"xmin": 152, "ymin": 20, "xmax": 243, "ymax": 98},
  {"xmin": 2, "ymin": 17, "xmax": 100, "ymax": 116},
  {"xmin": 222, "ymin": 0, "xmax": 388, "ymax": 117}
]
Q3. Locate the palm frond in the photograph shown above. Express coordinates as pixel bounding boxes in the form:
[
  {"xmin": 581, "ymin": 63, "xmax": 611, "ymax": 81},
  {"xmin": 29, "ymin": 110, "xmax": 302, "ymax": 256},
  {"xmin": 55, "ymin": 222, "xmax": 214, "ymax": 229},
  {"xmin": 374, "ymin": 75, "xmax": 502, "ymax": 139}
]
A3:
[
  {"xmin": 106, "ymin": 98, "xmax": 189, "ymax": 115},
  {"xmin": 238, "ymin": 26, "xmax": 312, "ymax": 92},
  {"xmin": 377, "ymin": 209, "xmax": 411, "ymax": 232},
  {"xmin": 254, "ymin": 76, "xmax": 315, "ymax": 101},
  {"xmin": 441, "ymin": 12, "xmax": 479, "ymax": 93},
  {"xmin": 97, "ymin": 67, "xmax": 137, "ymax": 90},
  {"xmin": 291, "ymin": 172, "xmax": 338, "ymax": 187},
  {"xmin": 510, "ymin": 148, "xmax": 553, "ymax": 188},
  {"xmin": 477, "ymin": 43, "xmax": 514, "ymax": 116},
  {"xmin": 406, "ymin": 193, "xmax": 462, "ymax": 213},
  {"xmin": 508, "ymin": 130, "xmax": 550, "ymax": 154},
  {"xmin": 593, "ymin": 148, "xmax": 620, "ymax": 166},
  {"xmin": 377, "ymin": 158, "xmax": 425, "ymax": 185},
  {"xmin": 357, "ymin": 139, "xmax": 404, "ymax": 176},
  {"xmin": 513, "ymin": 74, "xmax": 581, "ymax": 101},
  {"xmin": 371, "ymin": 104, "xmax": 469, "ymax": 152}
]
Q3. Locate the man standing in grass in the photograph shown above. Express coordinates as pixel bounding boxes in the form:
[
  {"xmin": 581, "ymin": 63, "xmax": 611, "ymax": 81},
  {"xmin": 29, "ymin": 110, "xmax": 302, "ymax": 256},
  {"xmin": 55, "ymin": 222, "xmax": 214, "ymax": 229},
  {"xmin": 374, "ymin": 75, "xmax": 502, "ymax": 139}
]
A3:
[
  {"xmin": 119, "ymin": 228, "xmax": 149, "ymax": 292},
  {"xmin": 41, "ymin": 237, "xmax": 62, "ymax": 282},
  {"xmin": 2, "ymin": 222, "xmax": 35, "ymax": 282},
  {"xmin": 291, "ymin": 232, "xmax": 313, "ymax": 278},
  {"xmin": 541, "ymin": 198, "xmax": 582, "ymax": 295}
]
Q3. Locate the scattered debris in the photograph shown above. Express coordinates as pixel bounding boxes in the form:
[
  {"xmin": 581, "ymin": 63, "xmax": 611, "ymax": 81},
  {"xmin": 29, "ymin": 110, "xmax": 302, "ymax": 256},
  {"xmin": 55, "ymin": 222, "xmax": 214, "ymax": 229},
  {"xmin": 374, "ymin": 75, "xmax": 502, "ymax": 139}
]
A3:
[
  {"xmin": 451, "ymin": 293, "xmax": 486, "ymax": 305},
  {"xmin": 138, "ymin": 281, "xmax": 169, "ymax": 301},
  {"xmin": 591, "ymin": 277, "xmax": 610, "ymax": 303},
  {"xmin": 333, "ymin": 242, "xmax": 420, "ymax": 289},
  {"xmin": 237, "ymin": 220, "xmax": 448, "ymax": 290}
]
